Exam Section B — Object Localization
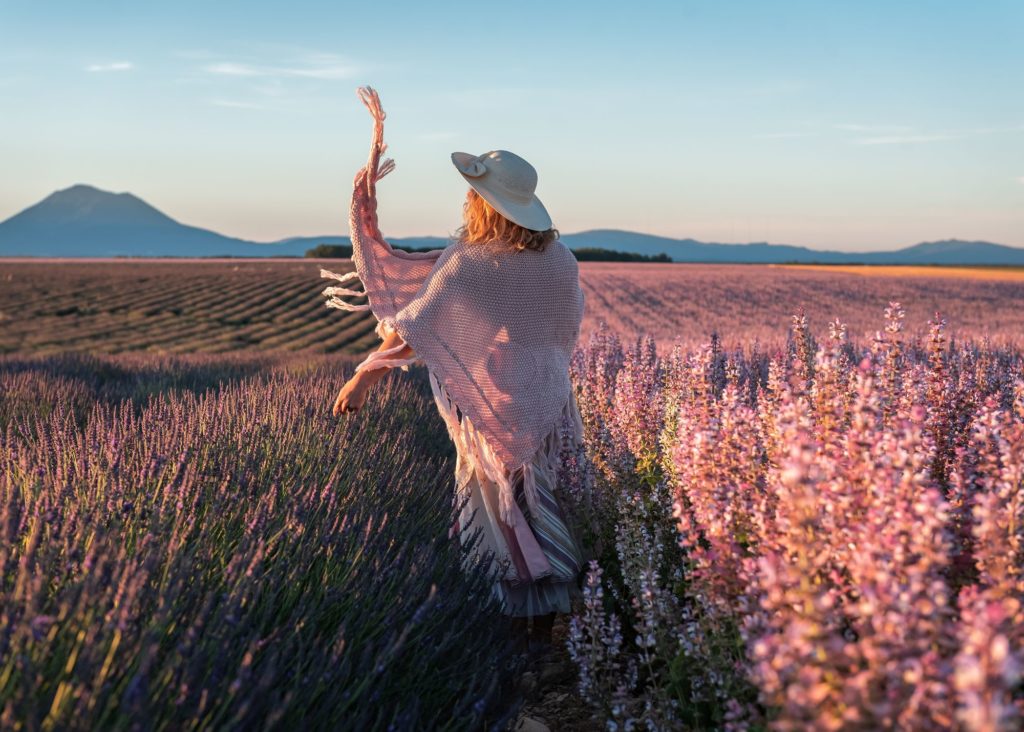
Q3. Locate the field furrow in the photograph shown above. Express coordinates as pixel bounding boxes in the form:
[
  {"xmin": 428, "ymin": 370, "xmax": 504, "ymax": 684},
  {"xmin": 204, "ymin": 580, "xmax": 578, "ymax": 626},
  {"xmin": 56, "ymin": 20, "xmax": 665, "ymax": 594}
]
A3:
[{"xmin": 4, "ymin": 260, "xmax": 1023, "ymax": 356}]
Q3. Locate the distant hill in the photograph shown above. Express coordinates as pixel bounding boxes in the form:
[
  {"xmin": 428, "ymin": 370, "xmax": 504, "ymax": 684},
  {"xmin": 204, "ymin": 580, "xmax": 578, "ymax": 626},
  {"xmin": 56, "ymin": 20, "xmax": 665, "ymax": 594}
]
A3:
[
  {"xmin": 855, "ymin": 239, "xmax": 1024, "ymax": 266},
  {"xmin": 559, "ymin": 229, "xmax": 857, "ymax": 263},
  {"xmin": 2, "ymin": 184, "xmax": 1023, "ymax": 265},
  {"xmin": 558, "ymin": 229, "xmax": 1024, "ymax": 266}
]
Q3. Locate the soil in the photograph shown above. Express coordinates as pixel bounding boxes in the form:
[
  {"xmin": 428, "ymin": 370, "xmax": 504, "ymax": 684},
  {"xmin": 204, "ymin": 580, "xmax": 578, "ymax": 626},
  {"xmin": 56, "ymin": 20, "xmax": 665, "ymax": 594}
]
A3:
[{"xmin": 509, "ymin": 615, "xmax": 601, "ymax": 732}]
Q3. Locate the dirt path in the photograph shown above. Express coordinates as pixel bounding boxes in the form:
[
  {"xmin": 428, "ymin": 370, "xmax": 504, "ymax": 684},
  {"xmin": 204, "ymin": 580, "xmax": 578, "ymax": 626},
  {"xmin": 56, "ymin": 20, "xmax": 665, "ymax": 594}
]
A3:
[{"xmin": 510, "ymin": 616, "xmax": 600, "ymax": 731}]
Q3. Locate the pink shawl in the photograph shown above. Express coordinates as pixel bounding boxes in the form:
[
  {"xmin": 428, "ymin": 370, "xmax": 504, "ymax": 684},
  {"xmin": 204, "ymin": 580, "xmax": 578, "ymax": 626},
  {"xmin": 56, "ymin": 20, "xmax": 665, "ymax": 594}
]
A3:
[{"xmin": 321, "ymin": 87, "xmax": 584, "ymax": 528}]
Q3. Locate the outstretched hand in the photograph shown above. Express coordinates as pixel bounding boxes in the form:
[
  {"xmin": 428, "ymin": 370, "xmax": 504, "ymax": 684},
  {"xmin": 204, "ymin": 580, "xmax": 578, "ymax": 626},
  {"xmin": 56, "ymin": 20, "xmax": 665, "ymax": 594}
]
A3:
[
  {"xmin": 357, "ymin": 85, "xmax": 386, "ymax": 122},
  {"xmin": 354, "ymin": 85, "xmax": 394, "ymax": 197},
  {"xmin": 333, "ymin": 377, "xmax": 369, "ymax": 416}
]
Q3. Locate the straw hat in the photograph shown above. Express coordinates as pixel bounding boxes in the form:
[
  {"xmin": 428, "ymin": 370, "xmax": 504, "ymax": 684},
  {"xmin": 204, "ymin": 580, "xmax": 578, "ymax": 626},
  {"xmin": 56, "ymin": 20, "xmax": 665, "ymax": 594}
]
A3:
[{"xmin": 450, "ymin": 150, "xmax": 552, "ymax": 231}]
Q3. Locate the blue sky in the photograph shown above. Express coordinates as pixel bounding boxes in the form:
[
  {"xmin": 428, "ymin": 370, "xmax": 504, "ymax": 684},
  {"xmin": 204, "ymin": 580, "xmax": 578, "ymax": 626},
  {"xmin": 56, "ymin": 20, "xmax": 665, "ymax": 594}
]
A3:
[{"xmin": 1, "ymin": 0, "xmax": 1021, "ymax": 250}]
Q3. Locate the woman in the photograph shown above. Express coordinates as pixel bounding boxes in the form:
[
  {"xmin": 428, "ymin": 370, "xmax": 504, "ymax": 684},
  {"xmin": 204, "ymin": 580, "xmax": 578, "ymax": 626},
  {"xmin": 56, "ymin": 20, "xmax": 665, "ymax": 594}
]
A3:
[{"xmin": 322, "ymin": 87, "xmax": 586, "ymax": 653}]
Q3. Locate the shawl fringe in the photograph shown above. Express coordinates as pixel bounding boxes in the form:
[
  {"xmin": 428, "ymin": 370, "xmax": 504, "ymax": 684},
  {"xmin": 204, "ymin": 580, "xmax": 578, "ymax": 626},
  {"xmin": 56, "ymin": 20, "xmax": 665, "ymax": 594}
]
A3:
[
  {"xmin": 320, "ymin": 268, "xmax": 370, "ymax": 312},
  {"xmin": 428, "ymin": 370, "xmax": 539, "ymax": 526},
  {"xmin": 318, "ymin": 277, "xmax": 421, "ymax": 372},
  {"xmin": 428, "ymin": 369, "xmax": 576, "ymax": 529},
  {"xmin": 353, "ymin": 320, "xmax": 420, "ymax": 373}
]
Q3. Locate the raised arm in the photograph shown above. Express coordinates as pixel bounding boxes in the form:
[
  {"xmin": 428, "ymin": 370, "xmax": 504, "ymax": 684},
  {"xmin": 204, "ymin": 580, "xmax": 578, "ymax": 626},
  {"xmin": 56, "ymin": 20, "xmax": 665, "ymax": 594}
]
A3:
[
  {"xmin": 325, "ymin": 86, "xmax": 440, "ymax": 417},
  {"xmin": 352, "ymin": 87, "xmax": 392, "ymax": 246}
]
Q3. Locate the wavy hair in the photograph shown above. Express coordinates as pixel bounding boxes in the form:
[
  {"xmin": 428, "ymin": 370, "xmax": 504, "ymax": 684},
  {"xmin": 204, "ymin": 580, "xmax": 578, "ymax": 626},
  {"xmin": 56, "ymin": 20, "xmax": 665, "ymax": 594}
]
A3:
[{"xmin": 454, "ymin": 188, "xmax": 558, "ymax": 253}]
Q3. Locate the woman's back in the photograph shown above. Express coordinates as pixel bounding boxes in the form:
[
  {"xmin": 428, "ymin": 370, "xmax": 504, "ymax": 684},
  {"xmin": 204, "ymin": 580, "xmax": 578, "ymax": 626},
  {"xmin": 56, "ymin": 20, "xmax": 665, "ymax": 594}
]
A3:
[{"xmin": 441, "ymin": 236, "xmax": 583, "ymax": 348}]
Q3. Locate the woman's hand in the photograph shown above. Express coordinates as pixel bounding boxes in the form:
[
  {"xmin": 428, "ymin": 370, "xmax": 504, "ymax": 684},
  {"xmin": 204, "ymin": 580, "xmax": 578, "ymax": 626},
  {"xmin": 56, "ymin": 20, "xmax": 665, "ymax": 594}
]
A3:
[
  {"xmin": 333, "ymin": 376, "xmax": 369, "ymax": 416},
  {"xmin": 331, "ymin": 328, "xmax": 415, "ymax": 417}
]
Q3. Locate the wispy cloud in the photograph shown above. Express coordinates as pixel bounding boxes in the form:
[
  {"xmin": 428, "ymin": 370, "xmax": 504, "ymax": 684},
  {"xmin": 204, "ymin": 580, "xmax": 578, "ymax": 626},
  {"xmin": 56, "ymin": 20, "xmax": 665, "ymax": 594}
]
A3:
[
  {"xmin": 854, "ymin": 133, "xmax": 962, "ymax": 145},
  {"xmin": 86, "ymin": 61, "xmax": 134, "ymax": 72},
  {"xmin": 211, "ymin": 99, "xmax": 265, "ymax": 110},
  {"xmin": 845, "ymin": 122, "xmax": 1023, "ymax": 146},
  {"xmin": 1017, "ymin": 176, "xmax": 1024, "ymax": 184},
  {"xmin": 834, "ymin": 123, "xmax": 912, "ymax": 133},
  {"xmin": 202, "ymin": 55, "xmax": 355, "ymax": 80},
  {"xmin": 205, "ymin": 62, "xmax": 261, "ymax": 77},
  {"xmin": 971, "ymin": 124, "xmax": 1024, "ymax": 134},
  {"xmin": 189, "ymin": 52, "xmax": 358, "ymax": 111}
]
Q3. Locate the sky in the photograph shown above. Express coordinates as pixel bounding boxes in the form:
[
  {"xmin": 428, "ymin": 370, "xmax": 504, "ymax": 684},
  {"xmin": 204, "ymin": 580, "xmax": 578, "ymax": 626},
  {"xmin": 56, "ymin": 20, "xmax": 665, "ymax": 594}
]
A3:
[{"xmin": 0, "ymin": 0, "xmax": 1021, "ymax": 251}]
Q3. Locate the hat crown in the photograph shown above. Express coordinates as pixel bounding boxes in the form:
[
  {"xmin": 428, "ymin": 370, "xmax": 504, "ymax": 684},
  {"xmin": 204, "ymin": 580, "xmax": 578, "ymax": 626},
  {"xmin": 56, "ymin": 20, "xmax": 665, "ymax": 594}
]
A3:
[
  {"xmin": 451, "ymin": 148, "xmax": 552, "ymax": 230},
  {"xmin": 474, "ymin": 150, "xmax": 537, "ymax": 203}
]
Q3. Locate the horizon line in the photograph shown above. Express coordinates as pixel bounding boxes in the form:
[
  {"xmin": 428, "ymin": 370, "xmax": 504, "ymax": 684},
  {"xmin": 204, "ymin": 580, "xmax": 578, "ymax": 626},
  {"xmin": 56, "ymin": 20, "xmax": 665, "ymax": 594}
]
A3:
[{"xmin": 2, "ymin": 183, "xmax": 1021, "ymax": 254}]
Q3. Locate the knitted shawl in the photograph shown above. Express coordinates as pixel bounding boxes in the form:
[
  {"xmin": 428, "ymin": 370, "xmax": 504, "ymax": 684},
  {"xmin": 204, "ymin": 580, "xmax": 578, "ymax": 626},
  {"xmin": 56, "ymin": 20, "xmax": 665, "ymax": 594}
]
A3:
[{"xmin": 321, "ymin": 87, "xmax": 584, "ymax": 528}]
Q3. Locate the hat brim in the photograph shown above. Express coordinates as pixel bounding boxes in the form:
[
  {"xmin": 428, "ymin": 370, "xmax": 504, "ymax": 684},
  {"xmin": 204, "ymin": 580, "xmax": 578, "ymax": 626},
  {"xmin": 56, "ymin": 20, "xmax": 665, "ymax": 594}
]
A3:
[{"xmin": 451, "ymin": 151, "xmax": 553, "ymax": 232}]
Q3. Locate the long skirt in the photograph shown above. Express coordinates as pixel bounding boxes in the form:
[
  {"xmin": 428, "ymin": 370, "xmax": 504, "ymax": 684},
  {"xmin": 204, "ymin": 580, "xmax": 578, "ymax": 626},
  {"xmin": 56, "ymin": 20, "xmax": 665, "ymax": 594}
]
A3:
[{"xmin": 451, "ymin": 429, "xmax": 586, "ymax": 618}]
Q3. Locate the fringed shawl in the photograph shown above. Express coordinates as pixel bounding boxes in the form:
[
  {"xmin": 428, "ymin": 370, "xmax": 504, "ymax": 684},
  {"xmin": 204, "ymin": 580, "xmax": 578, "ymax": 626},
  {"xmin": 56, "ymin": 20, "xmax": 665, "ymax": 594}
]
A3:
[{"xmin": 321, "ymin": 87, "xmax": 585, "ymax": 528}]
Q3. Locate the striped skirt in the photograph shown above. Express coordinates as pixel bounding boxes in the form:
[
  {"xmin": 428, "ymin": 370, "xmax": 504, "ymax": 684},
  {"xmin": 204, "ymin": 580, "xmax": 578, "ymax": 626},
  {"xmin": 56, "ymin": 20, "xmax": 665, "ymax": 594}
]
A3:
[{"xmin": 449, "ymin": 401, "xmax": 587, "ymax": 618}]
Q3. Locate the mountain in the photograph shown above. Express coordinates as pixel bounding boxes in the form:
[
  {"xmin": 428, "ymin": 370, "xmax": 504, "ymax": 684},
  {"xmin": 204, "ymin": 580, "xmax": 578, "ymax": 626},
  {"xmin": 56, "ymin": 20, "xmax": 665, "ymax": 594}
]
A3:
[
  {"xmin": 2, "ymin": 185, "xmax": 1023, "ymax": 265},
  {"xmin": 0, "ymin": 185, "xmax": 453, "ymax": 257},
  {"xmin": 559, "ymin": 230, "xmax": 856, "ymax": 263},
  {"xmin": 0, "ymin": 184, "xmax": 306, "ymax": 257},
  {"xmin": 558, "ymin": 230, "xmax": 1024, "ymax": 265},
  {"xmin": 856, "ymin": 240, "xmax": 1024, "ymax": 266}
]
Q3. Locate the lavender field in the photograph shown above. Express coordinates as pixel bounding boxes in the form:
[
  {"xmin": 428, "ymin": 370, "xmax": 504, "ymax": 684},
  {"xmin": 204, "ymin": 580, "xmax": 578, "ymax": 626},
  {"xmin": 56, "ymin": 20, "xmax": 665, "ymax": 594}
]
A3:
[
  {"xmin": 578, "ymin": 263, "xmax": 1024, "ymax": 350},
  {"xmin": 2, "ymin": 261, "xmax": 1023, "ymax": 730},
  {"xmin": 3, "ymin": 260, "xmax": 1024, "ymax": 354}
]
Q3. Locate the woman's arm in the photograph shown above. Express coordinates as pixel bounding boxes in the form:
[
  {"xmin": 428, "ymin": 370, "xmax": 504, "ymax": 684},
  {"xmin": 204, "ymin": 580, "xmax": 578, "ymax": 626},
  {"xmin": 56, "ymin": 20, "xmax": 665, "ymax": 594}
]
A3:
[{"xmin": 332, "ymin": 329, "xmax": 415, "ymax": 416}]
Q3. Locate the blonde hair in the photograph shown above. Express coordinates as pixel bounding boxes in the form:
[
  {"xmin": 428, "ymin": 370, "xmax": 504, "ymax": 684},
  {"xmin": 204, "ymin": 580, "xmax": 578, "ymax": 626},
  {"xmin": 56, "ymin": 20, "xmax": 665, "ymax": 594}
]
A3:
[{"xmin": 454, "ymin": 188, "xmax": 558, "ymax": 253}]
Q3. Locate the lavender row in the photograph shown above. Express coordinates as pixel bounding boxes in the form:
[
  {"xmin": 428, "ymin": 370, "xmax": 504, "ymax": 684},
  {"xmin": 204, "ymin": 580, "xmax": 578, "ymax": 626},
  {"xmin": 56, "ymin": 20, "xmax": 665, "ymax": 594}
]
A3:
[{"xmin": 0, "ymin": 353, "xmax": 521, "ymax": 730}]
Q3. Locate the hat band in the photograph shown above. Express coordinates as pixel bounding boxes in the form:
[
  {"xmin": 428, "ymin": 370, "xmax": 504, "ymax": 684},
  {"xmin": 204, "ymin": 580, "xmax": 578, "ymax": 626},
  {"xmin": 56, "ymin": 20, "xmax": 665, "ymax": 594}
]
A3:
[{"xmin": 479, "ymin": 182, "xmax": 533, "ymax": 206}]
